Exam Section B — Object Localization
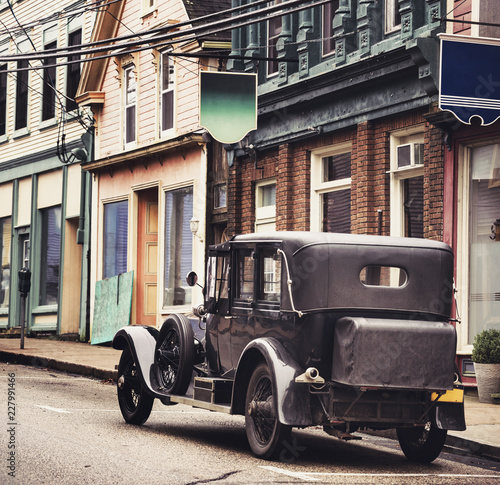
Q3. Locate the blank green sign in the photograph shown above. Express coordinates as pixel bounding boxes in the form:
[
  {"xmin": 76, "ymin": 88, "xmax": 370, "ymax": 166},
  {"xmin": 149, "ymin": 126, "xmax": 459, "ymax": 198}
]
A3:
[{"xmin": 200, "ymin": 71, "xmax": 257, "ymax": 144}]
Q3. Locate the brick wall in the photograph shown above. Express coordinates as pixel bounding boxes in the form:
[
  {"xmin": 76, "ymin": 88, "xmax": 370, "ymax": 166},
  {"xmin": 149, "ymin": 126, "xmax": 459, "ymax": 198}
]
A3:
[{"xmin": 228, "ymin": 108, "xmax": 446, "ymax": 240}]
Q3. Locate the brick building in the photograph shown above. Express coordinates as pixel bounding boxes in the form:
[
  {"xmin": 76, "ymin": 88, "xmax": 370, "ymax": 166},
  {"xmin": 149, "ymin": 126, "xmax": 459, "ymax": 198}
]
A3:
[{"xmin": 223, "ymin": 0, "xmax": 500, "ymax": 381}]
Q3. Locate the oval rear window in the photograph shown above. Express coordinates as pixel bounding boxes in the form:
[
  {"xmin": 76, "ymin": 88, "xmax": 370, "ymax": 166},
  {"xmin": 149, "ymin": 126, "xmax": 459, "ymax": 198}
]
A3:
[{"xmin": 359, "ymin": 265, "xmax": 408, "ymax": 287}]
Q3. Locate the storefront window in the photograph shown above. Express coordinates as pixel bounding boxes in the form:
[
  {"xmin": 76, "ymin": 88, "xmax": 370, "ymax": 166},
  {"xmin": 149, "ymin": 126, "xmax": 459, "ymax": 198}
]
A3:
[
  {"xmin": 468, "ymin": 144, "xmax": 500, "ymax": 341},
  {"xmin": 164, "ymin": 186, "xmax": 193, "ymax": 306},
  {"xmin": 103, "ymin": 200, "xmax": 128, "ymax": 279},
  {"xmin": 39, "ymin": 206, "xmax": 61, "ymax": 306},
  {"xmin": 0, "ymin": 217, "xmax": 11, "ymax": 309}
]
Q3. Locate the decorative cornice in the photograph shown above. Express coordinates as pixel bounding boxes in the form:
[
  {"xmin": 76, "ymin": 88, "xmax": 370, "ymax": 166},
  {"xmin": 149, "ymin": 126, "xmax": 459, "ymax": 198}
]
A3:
[{"xmin": 83, "ymin": 133, "xmax": 205, "ymax": 172}]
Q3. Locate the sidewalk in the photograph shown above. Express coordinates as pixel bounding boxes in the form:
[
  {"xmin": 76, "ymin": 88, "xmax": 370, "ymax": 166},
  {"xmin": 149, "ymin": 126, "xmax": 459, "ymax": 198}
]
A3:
[{"xmin": 1, "ymin": 336, "xmax": 499, "ymax": 461}]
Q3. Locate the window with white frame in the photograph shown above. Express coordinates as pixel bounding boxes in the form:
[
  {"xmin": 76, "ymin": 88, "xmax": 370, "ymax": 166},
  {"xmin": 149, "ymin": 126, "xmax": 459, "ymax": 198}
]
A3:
[
  {"xmin": 311, "ymin": 144, "xmax": 352, "ymax": 233},
  {"xmin": 389, "ymin": 130, "xmax": 424, "ymax": 238},
  {"xmin": 385, "ymin": 0, "xmax": 401, "ymax": 33},
  {"xmin": 164, "ymin": 186, "xmax": 193, "ymax": 307},
  {"xmin": 142, "ymin": 0, "xmax": 157, "ymax": 16},
  {"xmin": 255, "ymin": 179, "xmax": 276, "ymax": 232},
  {"xmin": 322, "ymin": 0, "xmax": 339, "ymax": 57},
  {"xmin": 103, "ymin": 200, "xmax": 128, "ymax": 279},
  {"xmin": 160, "ymin": 51, "xmax": 175, "ymax": 135},
  {"xmin": 42, "ymin": 26, "xmax": 58, "ymax": 122},
  {"xmin": 267, "ymin": 0, "xmax": 282, "ymax": 76},
  {"xmin": 123, "ymin": 65, "xmax": 137, "ymax": 148}
]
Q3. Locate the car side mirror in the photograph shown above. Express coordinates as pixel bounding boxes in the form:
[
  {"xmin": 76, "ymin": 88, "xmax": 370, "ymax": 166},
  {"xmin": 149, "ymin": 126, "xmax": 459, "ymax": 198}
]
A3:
[{"xmin": 186, "ymin": 271, "xmax": 198, "ymax": 287}]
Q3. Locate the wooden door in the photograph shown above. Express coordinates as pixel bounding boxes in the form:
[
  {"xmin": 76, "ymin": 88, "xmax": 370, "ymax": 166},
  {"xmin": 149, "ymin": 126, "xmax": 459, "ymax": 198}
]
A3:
[{"xmin": 136, "ymin": 188, "xmax": 158, "ymax": 326}]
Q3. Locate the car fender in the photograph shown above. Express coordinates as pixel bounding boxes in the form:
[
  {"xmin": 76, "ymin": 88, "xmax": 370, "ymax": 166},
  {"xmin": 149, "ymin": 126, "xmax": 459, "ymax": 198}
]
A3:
[
  {"xmin": 232, "ymin": 337, "xmax": 312, "ymax": 426},
  {"xmin": 113, "ymin": 326, "xmax": 159, "ymax": 396}
]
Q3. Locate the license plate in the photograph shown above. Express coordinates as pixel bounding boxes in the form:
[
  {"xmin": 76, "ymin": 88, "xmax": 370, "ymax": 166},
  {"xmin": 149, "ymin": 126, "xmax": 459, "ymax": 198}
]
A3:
[{"xmin": 431, "ymin": 387, "xmax": 464, "ymax": 403}]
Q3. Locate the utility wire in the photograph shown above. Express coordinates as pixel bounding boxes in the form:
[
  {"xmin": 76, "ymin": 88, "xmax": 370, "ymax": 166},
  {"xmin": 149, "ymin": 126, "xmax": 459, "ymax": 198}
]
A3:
[
  {"xmin": 0, "ymin": 0, "xmax": 120, "ymax": 37},
  {"xmin": 0, "ymin": 0, "xmax": 331, "ymax": 64}
]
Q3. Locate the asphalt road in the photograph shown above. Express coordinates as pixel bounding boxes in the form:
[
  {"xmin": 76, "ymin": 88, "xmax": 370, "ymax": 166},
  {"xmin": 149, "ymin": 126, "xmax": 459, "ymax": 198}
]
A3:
[{"xmin": 1, "ymin": 363, "xmax": 500, "ymax": 484}]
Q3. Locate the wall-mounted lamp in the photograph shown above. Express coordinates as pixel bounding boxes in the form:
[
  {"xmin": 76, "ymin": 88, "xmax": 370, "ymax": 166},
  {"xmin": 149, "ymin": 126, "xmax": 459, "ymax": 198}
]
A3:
[{"xmin": 190, "ymin": 217, "xmax": 203, "ymax": 242}]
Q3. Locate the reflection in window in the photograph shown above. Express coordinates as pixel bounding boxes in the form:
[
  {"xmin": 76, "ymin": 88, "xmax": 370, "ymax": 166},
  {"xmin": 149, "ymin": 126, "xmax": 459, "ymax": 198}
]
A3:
[
  {"xmin": 207, "ymin": 255, "xmax": 229, "ymax": 301},
  {"xmin": 164, "ymin": 186, "xmax": 193, "ymax": 306},
  {"xmin": 260, "ymin": 249, "xmax": 280, "ymax": 301},
  {"xmin": 0, "ymin": 217, "xmax": 11, "ymax": 308},
  {"xmin": 39, "ymin": 206, "xmax": 61, "ymax": 305},
  {"xmin": 103, "ymin": 200, "xmax": 128, "ymax": 279},
  {"xmin": 360, "ymin": 265, "xmax": 408, "ymax": 287},
  {"xmin": 217, "ymin": 255, "xmax": 230, "ymax": 299},
  {"xmin": 236, "ymin": 249, "xmax": 254, "ymax": 300}
]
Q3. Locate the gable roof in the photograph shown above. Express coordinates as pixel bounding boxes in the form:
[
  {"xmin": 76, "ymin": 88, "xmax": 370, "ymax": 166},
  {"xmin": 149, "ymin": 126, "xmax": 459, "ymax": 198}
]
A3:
[{"xmin": 77, "ymin": 0, "xmax": 231, "ymax": 104}]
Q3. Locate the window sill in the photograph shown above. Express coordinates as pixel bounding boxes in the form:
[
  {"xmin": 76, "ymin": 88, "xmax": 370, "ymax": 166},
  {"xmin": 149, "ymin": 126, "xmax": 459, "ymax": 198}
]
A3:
[
  {"xmin": 12, "ymin": 127, "xmax": 30, "ymax": 140},
  {"xmin": 0, "ymin": 134, "xmax": 8, "ymax": 145},
  {"xmin": 39, "ymin": 117, "xmax": 59, "ymax": 131},
  {"xmin": 32, "ymin": 305, "xmax": 58, "ymax": 315}
]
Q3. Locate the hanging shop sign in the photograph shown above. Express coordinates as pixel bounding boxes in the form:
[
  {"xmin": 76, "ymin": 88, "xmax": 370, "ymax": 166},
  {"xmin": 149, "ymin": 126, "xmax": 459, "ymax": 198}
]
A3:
[
  {"xmin": 440, "ymin": 34, "xmax": 500, "ymax": 126},
  {"xmin": 200, "ymin": 71, "xmax": 257, "ymax": 144}
]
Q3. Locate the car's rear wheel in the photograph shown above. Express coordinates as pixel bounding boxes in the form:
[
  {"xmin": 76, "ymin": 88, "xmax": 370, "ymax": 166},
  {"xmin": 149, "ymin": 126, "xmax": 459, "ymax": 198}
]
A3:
[
  {"xmin": 155, "ymin": 314, "xmax": 194, "ymax": 395},
  {"xmin": 117, "ymin": 346, "xmax": 154, "ymax": 425},
  {"xmin": 397, "ymin": 421, "xmax": 447, "ymax": 463},
  {"xmin": 245, "ymin": 363, "xmax": 292, "ymax": 460}
]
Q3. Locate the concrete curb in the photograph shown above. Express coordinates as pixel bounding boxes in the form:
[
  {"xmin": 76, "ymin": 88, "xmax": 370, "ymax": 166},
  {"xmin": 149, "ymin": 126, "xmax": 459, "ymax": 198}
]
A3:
[
  {"xmin": 0, "ymin": 350, "xmax": 117, "ymax": 381},
  {"xmin": 445, "ymin": 434, "xmax": 500, "ymax": 462}
]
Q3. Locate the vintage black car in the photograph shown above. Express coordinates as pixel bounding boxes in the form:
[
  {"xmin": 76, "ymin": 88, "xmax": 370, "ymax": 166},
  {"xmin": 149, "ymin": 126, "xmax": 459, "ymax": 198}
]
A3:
[{"xmin": 112, "ymin": 232, "xmax": 465, "ymax": 462}]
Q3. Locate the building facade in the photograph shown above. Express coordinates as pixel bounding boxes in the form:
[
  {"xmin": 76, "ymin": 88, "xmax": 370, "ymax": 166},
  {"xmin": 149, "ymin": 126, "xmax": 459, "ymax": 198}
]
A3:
[
  {"xmin": 78, "ymin": 0, "xmax": 230, "ymax": 336},
  {"xmin": 0, "ymin": 0, "xmax": 95, "ymax": 339},
  {"xmin": 224, "ymin": 0, "xmax": 500, "ymax": 382}
]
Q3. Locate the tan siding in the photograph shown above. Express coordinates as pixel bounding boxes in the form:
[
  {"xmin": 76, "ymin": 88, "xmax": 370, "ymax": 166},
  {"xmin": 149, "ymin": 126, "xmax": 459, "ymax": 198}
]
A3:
[{"xmin": 0, "ymin": 1, "xmax": 97, "ymax": 165}]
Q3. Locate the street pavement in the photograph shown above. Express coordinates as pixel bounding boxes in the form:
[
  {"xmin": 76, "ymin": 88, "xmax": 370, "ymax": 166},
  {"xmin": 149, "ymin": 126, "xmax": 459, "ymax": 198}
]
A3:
[{"xmin": 1, "ymin": 336, "xmax": 499, "ymax": 462}]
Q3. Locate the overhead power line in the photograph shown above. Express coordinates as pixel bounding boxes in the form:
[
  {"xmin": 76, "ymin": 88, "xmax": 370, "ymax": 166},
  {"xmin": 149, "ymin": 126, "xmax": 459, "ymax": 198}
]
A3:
[{"xmin": 0, "ymin": 0, "xmax": 331, "ymax": 67}]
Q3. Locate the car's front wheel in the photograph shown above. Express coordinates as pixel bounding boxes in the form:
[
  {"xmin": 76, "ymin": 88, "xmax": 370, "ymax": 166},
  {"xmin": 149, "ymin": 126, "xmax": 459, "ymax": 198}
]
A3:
[
  {"xmin": 245, "ymin": 363, "xmax": 292, "ymax": 460},
  {"xmin": 117, "ymin": 346, "xmax": 154, "ymax": 425},
  {"xmin": 155, "ymin": 314, "xmax": 194, "ymax": 395},
  {"xmin": 397, "ymin": 421, "xmax": 447, "ymax": 463}
]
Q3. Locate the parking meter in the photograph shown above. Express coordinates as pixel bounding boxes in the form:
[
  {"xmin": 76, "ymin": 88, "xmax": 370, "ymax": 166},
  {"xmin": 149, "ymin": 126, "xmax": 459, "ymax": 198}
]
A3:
[{"xmin": 18, "ymin": 268, "xmax": 31, "ymax": 297}]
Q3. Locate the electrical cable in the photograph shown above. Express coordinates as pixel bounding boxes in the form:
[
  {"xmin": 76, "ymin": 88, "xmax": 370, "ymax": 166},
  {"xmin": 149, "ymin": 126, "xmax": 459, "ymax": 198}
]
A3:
[{"xmin": 0, "ymin": 0, "xmax": 332, "ymax": 64}]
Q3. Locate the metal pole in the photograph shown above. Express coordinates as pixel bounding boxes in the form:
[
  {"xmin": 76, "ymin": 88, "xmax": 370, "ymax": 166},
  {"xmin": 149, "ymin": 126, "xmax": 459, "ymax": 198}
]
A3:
[{"xmin": 20, "ymin": 294, "xmax": 25, "ymax": 350}]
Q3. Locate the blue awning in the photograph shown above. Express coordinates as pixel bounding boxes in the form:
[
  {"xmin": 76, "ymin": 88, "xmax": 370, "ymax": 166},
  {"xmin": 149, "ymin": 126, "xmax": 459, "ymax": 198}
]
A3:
[{"xmin": 440, "ymin": 35, "xmax": 500, "ymax": 126}]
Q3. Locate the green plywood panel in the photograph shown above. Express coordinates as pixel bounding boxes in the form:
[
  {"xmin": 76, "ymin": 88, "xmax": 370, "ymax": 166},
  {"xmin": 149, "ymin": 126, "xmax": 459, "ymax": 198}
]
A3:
[
  {"xmin": 200, "ymin": 71, "xmax": 257, "ymax": 144},
  {"xmin": 91, "ymin": 271, "xmax": 134, "ymax": 345}
]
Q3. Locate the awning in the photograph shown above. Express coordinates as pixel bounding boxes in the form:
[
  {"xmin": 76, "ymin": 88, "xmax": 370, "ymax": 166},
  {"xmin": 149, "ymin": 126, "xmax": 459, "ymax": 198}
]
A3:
[{"xmin": 439, "ymin": 34, "xmax": 500, "ymax": 126}]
